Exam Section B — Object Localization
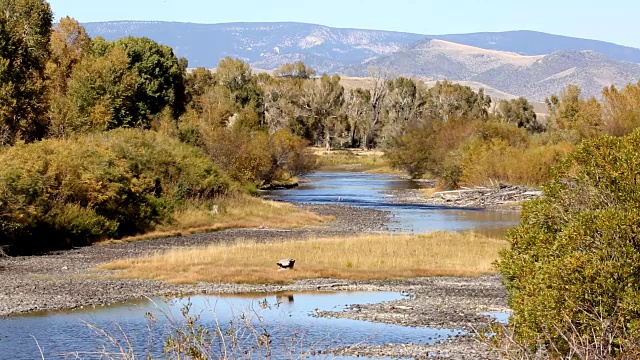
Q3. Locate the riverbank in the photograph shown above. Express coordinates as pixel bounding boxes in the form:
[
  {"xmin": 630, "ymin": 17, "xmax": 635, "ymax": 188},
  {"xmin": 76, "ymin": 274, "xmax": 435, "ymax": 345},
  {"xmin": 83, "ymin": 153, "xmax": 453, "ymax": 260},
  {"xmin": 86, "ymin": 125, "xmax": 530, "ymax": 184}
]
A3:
[
  {"xmin": 0, "ymin": 202, "xmax": 509, "ymax": 359},
  {"xmin": 0, "ymin": 204, "xmax": 389, "ymax": 316},
  {"xmin": 391, "ymin": 184, "xmax": 542, "ymax": 211}
]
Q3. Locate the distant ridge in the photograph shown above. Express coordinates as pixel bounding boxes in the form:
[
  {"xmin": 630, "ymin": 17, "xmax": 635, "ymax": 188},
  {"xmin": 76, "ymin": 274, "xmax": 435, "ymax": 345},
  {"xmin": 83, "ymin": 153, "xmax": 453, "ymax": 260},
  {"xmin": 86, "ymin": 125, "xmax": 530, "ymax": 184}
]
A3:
[{"xmin": 83, "ymin": 21, "xmax": 640, "ymax": 100}]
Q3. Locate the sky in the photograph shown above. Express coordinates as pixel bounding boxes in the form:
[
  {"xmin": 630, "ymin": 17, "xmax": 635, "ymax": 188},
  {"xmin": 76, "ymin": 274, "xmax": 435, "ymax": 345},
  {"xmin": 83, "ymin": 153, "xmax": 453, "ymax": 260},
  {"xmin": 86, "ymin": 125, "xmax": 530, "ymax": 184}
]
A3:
[{"xmin": 47, "ymin": 0, "xmax": 640, "ymax": 48}]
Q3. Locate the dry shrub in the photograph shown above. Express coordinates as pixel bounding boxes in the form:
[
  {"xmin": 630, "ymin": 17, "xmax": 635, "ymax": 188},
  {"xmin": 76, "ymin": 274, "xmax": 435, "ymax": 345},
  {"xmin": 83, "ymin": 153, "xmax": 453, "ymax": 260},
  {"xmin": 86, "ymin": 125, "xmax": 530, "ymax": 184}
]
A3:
[{"xmin": 460, "ymin": 138, "xmax": 573, "ymax": 187}]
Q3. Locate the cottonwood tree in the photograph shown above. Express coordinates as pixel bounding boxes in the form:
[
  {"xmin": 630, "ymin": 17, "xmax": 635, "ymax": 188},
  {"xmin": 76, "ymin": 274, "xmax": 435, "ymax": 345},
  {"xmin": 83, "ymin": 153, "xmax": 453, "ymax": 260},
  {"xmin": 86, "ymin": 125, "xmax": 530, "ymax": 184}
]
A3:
[
  {"xmin": 47, "ymin": 17, "xmax": 92, "ymax": 137},
  {"xmin": 273, "ymin": 61, "xmax": 316, "ymax": 79},
  {"xmin": 0, "ymin": 0, "xmax": 53, "ymax": 145},
  {"xmin": 602, "ymin": 82, "xmax": 640, "ymax": 136},
  {"xmin": 215, "ymin": 57, "xmax": 262, "ymax": 109},
  {"xmin": 298, "ymin": 74, "xmax": 345, "ymax": 151},
  {"xmin": 61, "ymin": 47, "xmax": 139, "ymax": 133},
  {"xmin": 385, "ymin": 77, "xmax": 427, "ymax": 138},
  {"xmin": 114, "ymin": 36, "xmax": 187, "ymax": 118},
  {"xmin": 361, "ymin": 68, "xmax": 389, "ymax": 149},
  {"xmin": 184, "ymin": 67, "xmax": 215, "ymax": 110},
  {"xmin": 496, "ymin": 97, "xmax": 543, "ymax": 133},
  {"xmin": 546, "ymin": 85, "xmax": 602, "ymax": 139},
  {"xmin": 344, "ymin": 88, "xmax": 371, "ymax": 148},
  {"xmin": 47, "ymin": 17, "xmax": 91, "ymax": 96},
  {"xmin": 423, "ymin": 80, "xmax": 491, "ymax": 122}
]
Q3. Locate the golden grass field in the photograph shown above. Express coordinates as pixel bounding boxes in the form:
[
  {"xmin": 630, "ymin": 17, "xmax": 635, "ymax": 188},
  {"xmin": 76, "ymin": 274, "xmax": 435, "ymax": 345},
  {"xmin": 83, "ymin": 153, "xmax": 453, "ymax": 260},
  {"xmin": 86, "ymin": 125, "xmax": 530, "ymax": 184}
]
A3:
[
  {"xmin": 101, "ymin": 232, "xmax": 508, "ymax": 284},
  {"xmin": 312, "ymin": 147, "xmax": 403, "ymax": 174},
  {"xmin": 99, "ymin": 194, "xmax": 330, "ymax": 245}
]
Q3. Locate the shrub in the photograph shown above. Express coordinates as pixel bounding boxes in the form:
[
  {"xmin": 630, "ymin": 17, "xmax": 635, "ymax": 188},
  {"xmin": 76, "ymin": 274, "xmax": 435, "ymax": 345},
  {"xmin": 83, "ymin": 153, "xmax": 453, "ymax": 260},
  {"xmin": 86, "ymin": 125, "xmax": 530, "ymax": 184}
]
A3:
[
  {"xmin": 459, "ymin": 123, "xmax": 573, "ymax": 187},
  {"xmin": 0, "ymin": 129, "xmax": 229, "ymax": 254},
  {"xmin": 496, "ymin": 129, "xmax": 640, "ymax": 357},
  {"xmin": 386, "ymin": 120, "xmax": 475, "ymax": 186}
]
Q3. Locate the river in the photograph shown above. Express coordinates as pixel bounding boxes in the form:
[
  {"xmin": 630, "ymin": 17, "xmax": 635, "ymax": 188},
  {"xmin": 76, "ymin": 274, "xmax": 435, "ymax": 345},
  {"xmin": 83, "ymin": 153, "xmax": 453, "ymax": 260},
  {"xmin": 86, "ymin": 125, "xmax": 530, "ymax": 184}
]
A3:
[
  {"xmin": 0, "ymin": 171, "xmax": 518, "ymax": 359},
  {"xmin": 267, "ymin": 172, "xmax": 520, "ymax": 236}
]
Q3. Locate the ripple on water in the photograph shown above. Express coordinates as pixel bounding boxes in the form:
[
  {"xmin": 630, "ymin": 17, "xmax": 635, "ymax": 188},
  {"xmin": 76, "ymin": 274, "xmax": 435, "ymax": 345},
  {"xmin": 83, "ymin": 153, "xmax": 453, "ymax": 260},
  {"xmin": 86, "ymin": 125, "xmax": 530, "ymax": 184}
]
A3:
[
  {"xmin": 266, "ymin": 172, "xmax": 520, "ymax": 235},
  {"xmin": 0, "ymin": 292, "xmax": 464, "ymax": 359}
]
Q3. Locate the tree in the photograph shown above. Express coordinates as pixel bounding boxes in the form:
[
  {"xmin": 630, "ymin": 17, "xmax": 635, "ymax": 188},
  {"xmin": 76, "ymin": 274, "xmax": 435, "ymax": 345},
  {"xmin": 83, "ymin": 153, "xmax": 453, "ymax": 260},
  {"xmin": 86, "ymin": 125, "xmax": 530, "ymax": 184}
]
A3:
[
  {"xmin": 114, "ymin": 37, "xmax": 187, "ymax": 119},
  {"xmin": 361, "ymin": 68, "xmax": 389, "ymax": 149},
  {"xmin": 546, "ymin": 85, "xmax": 603, "ymax": 139},
  {"xmin": 184, "ymin": 67, "xmax": 215, "ymax": 111},
  {"xmin": 46, "ymin": 17, "xmax": 91, "ymax": 96},
  {"xmin": 423, "ymin": 80, "xmax": 491, "ymax": 122},
  {"xmin": 385, "ymin": 77, "xmax": 426, "ymax": 138},
  {"xmin": 299, "ymin": 74, "xmax": 345, "ymax": 151},
  {"xmin": 497, "ymin": 130, "xmax": 640, "ymax": 357},
  {"xmin": 602, "ymin": 82, "xmax": 640, "ymax": 136},
  {"xmin": 215, "ymin": 57, "xmax": 262, "ymax": 108},
  {"xmin": 0, "ymin": 0, "xmax": 53, "ymax": 145},
  {"xmin": 273, "ymin": 61, "xmax": 316, "ymax": 79},
  {"xmin": 58, "ymin": 47, "xmax": 139, "ymax": 134},
  {"xmin": 344, "ymin": 88, "xmax": 371, "ymax": 148},
  {"xmin": 496, "ymin": 97, "xmax": 544, "ymax": 133}
]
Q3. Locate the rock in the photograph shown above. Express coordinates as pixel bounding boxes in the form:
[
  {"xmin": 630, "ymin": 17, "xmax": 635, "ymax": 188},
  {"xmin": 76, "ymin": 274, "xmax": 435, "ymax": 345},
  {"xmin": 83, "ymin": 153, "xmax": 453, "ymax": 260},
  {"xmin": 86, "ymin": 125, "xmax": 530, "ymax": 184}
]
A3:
[{"xmin": 277, "ymin": 258, "xmax": 295, "ymax": 270}]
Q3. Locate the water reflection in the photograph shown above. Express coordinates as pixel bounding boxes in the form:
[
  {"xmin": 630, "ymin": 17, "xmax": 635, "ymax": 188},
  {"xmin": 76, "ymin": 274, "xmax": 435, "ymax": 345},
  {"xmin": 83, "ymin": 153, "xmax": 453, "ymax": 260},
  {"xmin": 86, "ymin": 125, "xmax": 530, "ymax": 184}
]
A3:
[
  {"xmin": 1, "ymin": 292, "xmax": 463, "ymax": 359},
  {"xmin": 268, "ymin": 172, "xmax": 521, "ymax": 235}
]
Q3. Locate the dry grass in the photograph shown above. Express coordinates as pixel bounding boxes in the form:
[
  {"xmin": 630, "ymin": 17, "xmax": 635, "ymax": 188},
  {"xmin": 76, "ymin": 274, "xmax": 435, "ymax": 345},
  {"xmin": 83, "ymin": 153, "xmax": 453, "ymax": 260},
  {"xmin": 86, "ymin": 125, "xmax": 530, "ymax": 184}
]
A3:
[
  {"xmin": 100, "ymin": 232, "xmax": 507, "ymax": 284},
  {"xmin": 99, "ymin": 194, "xmax": 330, "ymax": 245},
  {"xmin": 312, "ymin": 147, "xmax": 402, "ymax": 174}
]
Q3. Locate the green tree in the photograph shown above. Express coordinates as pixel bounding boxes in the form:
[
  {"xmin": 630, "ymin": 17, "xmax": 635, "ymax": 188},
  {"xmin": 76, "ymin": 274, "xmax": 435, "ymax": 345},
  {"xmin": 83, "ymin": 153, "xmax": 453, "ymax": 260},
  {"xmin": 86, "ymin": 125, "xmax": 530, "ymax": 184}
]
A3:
[
  {"xmin": 359, "ymin": 68, "xmax": 388, "ymax": 149},
  {"xmin": 423, "ymin": 80, "xmax": 491, "ymax": 122},
  {"xmin": 496, "ymin": 97, "xmax": 544, "ymax": 133},
  {"xmin": 497, "ymin": 130, "xmax": 640, "ymax": 357},
  {"xmin": 344, "ymin": 88, "xmax": 371, "ymax": 148},
  {"xmin": 0, "ymin": 0, "xmax": 53, "ymax": 145},
  {"xmin": 60, "ymin": 47, "xmax": 139, "ymax": 134},
  {"xmin": 114, "ymin": 36, "xmax": 187, "ymax": 119},
  {"xmin": 184, "ymin": 67, "xmax": 215, "ymax": 110},
  {"xmin": 215, "ymin": 57, "xmax": 262, "ymax": 108},
  {"xmin": 385, "ymin": 77, "xmax": 426, "ymax": 138}
]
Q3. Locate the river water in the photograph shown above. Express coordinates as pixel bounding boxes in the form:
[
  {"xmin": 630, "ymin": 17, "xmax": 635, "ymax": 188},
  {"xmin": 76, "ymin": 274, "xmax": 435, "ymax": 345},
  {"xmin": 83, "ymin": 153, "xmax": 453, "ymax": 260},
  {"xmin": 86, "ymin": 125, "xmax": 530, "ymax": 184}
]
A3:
[
  {"xmin": 1, "ymin": 292, "xmax": 463, "ymax": 359},
  {"xmin": 267, "ymin": 172, "xmax": 520, "ymax": 236},
  {"xmin": 1, "ymin": 171, "xmax": 518, "ymax": 358}
]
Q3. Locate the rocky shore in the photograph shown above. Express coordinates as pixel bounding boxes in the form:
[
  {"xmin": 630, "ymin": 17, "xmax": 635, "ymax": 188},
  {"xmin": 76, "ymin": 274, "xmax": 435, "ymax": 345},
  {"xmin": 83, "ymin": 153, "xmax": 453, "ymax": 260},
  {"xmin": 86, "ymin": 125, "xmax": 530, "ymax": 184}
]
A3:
[
  {"xmin": 391, "ymin": 184, "xmax": 542, "ymax": 210},
  {"xmin": 0, "ymin": 202, "xmax": 509, "ymax": 359}
]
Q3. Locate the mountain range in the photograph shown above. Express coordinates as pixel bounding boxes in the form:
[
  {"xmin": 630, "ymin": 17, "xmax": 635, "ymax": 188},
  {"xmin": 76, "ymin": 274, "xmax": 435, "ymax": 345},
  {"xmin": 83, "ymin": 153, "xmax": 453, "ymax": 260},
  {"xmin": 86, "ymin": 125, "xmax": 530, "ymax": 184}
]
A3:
[{"xmin": 83, "ymin": 21, "xmax": 640, "ymax": 101}]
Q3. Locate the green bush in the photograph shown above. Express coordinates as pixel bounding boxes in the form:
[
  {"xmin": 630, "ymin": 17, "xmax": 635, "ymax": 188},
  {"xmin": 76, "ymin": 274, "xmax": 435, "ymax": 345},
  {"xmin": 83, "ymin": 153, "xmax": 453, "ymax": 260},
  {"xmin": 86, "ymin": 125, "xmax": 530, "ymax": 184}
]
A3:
[
  {"xmin": 0, "ymin": 129, "xmax": 229, "ymax": 254},
  {"xmin": 497, "ymin": 129, "xmax": 640, "ymax": 356}
]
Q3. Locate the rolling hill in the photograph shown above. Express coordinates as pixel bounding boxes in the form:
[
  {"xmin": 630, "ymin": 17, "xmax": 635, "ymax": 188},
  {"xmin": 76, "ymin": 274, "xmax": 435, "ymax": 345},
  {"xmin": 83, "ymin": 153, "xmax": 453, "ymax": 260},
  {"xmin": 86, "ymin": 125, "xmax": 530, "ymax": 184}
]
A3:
[
  {"xmin": 342, "ymin": 39, "xmax": 640, "ymax": 100},
  {"xmin": 83, "ymin": 21, "xmax": 640, "ymax": 101}
]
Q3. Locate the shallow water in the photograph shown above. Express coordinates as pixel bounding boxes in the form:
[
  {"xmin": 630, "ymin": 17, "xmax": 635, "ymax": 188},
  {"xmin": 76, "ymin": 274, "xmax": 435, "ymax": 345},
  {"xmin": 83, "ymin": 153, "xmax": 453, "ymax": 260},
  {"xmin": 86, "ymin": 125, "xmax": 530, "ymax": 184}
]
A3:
[
  {"xmin": 268, "ymin": 172, "xmax": 520, "ymax": 235},
  {"xmin": 0, "ymin": 172, "xmax": 515, "ymax": 358},
  {"xmin": 0, "ymin": 292, "xmax": 462, "ymax": 359}
]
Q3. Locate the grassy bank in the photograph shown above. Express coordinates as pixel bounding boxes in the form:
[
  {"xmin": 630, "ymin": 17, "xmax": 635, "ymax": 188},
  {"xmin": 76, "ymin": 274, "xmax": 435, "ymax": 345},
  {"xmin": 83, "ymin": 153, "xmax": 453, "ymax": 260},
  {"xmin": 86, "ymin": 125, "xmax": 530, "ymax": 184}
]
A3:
[
  {"xmin": 312, "ymin": 147, "xmax": 402, "ymax": 174},
  {"xmin": 100, "ymin": 194, "xmax": 330, "ymax": 245},
  {"xmin": 101, "ymin": 232, "xmax": 507, "ymax": 284}
]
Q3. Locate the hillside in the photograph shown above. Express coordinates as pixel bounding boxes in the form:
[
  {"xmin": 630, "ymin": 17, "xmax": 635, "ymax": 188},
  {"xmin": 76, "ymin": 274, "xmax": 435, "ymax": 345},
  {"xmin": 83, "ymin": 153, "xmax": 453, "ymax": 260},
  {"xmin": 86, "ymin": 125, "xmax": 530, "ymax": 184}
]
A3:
[
  {"xmin": 83, "ymin": 21, "xmax": 640, "ymax": 100},
  {"xmin": 84, "ymin": 21, "xmax": 640, "ymax": 69},
  {"xmin": 342, "ymin": 40, "xmax": 640, "ymax": 101},
  {"xmin": 83, "ymin": 21, "xmax": 425, "ymax": 71}
]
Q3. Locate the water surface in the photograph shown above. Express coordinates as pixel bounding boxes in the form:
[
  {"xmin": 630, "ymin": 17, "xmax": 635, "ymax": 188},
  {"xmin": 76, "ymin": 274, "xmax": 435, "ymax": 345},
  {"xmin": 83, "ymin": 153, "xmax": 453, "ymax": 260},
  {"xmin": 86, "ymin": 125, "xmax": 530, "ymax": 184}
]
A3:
[
  {"xmin": 268, "ymin": 172, "xmax": 520, "ymax": 235},
  {"xmin": 1, "ymin": 292, "xmax": 462, "ymax": 359}
]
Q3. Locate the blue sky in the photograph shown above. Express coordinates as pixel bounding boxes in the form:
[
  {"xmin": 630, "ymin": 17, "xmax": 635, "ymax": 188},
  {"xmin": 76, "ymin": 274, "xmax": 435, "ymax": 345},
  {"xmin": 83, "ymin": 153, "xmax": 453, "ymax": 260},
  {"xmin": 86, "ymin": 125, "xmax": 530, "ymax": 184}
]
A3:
[{"xmin": 47, "ymin": 0, "xmax": 639, "ymax": 48}]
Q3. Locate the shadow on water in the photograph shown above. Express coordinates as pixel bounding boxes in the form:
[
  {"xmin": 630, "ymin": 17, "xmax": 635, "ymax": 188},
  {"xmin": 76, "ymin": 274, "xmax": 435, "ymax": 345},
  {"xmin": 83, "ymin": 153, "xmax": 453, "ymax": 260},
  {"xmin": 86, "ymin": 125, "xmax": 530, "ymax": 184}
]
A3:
[
  {"xmin": 1, "ymin": 292, "xmax": 463, "ymax": 359},
  {"xmin": 267, "ymin": 172, "xmax": 521, "ymax": 236}
]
